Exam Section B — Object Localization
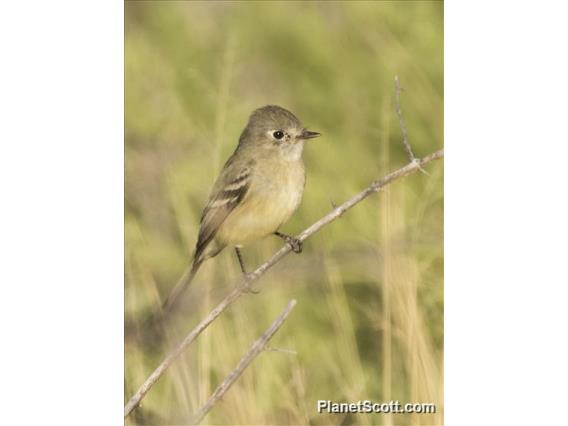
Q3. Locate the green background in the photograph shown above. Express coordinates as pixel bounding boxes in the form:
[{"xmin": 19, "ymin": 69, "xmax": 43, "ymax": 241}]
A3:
[{"xmin": 125, "ymin": 1, "xmax": 443, "ymax": 425}]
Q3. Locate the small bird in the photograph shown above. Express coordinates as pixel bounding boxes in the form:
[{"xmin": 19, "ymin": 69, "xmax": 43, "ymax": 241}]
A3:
[{"xmin": 163, "ymin": 105, "xmax": 320, "ymax": 312}]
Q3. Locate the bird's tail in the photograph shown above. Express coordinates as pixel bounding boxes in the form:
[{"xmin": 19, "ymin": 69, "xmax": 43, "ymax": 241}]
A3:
[
  {"xmin": 124, "ymin": 258, "xmax": 203, "ymax": 345},
  {"xmin": 162, "ymin": 259, "xmax": 203, "ymax": 314}
]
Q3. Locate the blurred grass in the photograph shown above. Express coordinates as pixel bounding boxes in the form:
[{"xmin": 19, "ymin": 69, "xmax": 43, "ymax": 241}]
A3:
[{"xmin": 125, "ymin": 1, "xmax": 443, "ymax": 425}]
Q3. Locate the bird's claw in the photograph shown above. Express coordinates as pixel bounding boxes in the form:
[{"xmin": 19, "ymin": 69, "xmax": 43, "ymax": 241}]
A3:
[
  {"xmin": 241, "ymin": 273, "xmax": 260, "ymax": 294},
  {"xmin": 285, "ymin": 236, "xmax": 303, "ymax": 253}
]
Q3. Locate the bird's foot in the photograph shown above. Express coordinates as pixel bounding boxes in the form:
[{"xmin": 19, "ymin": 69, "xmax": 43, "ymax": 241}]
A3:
[
  {"xmin": 285, "ymin": 236, "xmax": 303, "ymax": 253},
  {"xmin": 275, "ymin": 232, "xmax": 303, "ymax": 253},
  {"xmin": 241, "ymin": 273, "xmax": 260, "ymax": 294}
]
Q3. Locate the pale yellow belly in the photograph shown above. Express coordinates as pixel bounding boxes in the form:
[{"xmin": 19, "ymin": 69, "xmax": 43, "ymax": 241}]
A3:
[{"xmin": 215, "ymin": 167, "xmax": 305, "ymax": 247}]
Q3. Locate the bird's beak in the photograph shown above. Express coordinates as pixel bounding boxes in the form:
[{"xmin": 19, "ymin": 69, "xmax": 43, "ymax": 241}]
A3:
[{"xmin": 299, "ymin": 129, "xmax": 321, "ymax": 140}]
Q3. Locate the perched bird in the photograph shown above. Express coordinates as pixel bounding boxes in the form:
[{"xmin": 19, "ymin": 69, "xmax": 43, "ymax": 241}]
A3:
[{"xmin": 163, "ymin": 105, "xmax": 320, "ymax": 312}]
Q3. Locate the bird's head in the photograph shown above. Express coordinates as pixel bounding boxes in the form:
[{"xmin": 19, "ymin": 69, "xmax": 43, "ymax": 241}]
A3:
[{"xmin": 239, "ymin": 105, "xmax": 320, "ymax": 160}]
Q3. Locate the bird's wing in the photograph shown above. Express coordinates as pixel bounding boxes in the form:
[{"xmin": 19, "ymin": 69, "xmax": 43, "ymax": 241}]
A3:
[{"xmin": 194, "ymin": 156, "xmax": 253, "ymax": 262}]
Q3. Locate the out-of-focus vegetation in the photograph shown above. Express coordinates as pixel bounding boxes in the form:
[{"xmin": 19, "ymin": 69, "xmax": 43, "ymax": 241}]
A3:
[{"xmin": 125, "ymin": 1, "xmax": 443, "ymax": 425}]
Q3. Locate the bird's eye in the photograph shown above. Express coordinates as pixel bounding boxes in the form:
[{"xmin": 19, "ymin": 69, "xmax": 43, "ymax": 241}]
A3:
[{"xmin": 273, "ymin": 130, "xmax": 284, "ymax": 140}]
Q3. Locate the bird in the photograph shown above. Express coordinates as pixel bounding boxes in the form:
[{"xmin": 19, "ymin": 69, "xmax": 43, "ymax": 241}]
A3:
[{"xmin": 162, "ymin": 105, "xmax": 320, "ymax": 312}]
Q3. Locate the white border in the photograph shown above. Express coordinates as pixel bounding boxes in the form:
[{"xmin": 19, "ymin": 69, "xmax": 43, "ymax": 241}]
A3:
[
  {"xmin": 446, "ymin": 2, "xmax": 568, "ymax": 425},
  {"xmin": 1, "ymin": 1, "xmax": 568, "ymax": 424},
  {"xmin": 0, "ymin": 2, "xmax": 123, "ymax": 424}
]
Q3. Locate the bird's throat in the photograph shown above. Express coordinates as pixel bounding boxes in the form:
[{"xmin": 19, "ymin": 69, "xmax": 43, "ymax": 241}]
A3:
[{"xmin": 280, "ymin": 140, "xmax": 305, "ymax": 162}]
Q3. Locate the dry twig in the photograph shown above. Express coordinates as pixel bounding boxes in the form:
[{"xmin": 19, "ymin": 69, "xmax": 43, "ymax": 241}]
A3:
[
  {"xmin": 394, "ymin": 75, "xmax": 429, "ymax": 175},
  {"xmin": 189, "ymin": 300, "xmax": 297, "ymax": 425},
  {"xmin": 394, "ymin": 75, "xmax": 415, "ymax": 162}
]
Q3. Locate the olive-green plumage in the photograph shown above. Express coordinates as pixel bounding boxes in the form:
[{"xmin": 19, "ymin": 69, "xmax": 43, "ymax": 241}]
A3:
[{"xmin": 163, "ymin": 105, "xmax": 320, "ymax": 312}]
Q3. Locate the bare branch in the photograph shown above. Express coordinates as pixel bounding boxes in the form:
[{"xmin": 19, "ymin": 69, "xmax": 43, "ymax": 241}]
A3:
[
  {"xmin": 394, "ymin": 76, "xmax": 430, "ymax": 176},
  {"xmin": 124, "ymin": 148, "xmax": 443, "ymax": 417},
  {"xmin": 189, "ymin": 300, "xmax": 297, "ymax": 425},
  {"xmin": 394, "ymin": 75, "xmax": 415, "ymax": 162}
]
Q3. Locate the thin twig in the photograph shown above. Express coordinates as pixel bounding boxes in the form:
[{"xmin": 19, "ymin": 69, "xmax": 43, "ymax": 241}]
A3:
[
  {"xmin": 124, "ymin": 148, "xmax": 443, "ymax": 417},
  {"xmin": 394, "ymin": 76, "xmax": 429, "ymax": 175},
  {"xmin": 189, "ymin": 300, "xmax": 297, "ymax": 425},
  {"xmin": 394, "ymin": 75, "xmax": 415, "ymax": 162}
]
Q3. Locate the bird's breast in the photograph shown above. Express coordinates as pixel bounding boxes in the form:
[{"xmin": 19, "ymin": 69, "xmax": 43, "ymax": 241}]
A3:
[{"xmin": 216, "ymin": 160, "xmax": 305, "ymax": 246}]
